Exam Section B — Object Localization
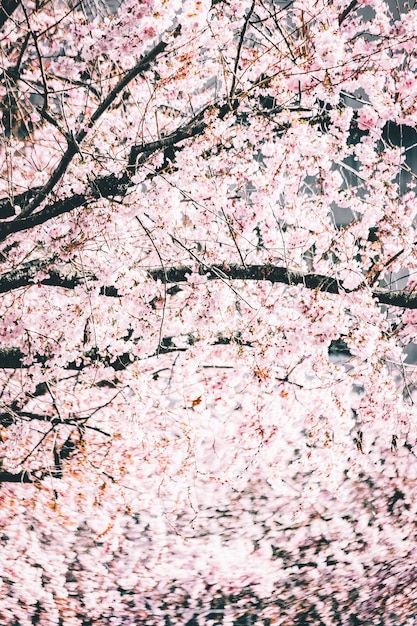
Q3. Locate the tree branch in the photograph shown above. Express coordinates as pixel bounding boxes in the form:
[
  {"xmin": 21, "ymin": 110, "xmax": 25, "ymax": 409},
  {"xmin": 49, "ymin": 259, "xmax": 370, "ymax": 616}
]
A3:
[
  {"xmin": 0, "ymin": 90, "xmax": 359, "ymax": 242},
  {"xmin": 0, "ymin": 332, "xmax": 250, "ymax": 370},
  {"xmin": 0, "ymin": 101, "xmax": 209, "ymax": 240},
  {"xmin": 0, "ymin": 410, "xmax": 55, "ymax": 427},
  {"xmin": 0, "ymin": 259, "xmax": 58, "ymax": 292},
  {"xmin": 127, "ymin": 106, "xmax": 209, "ymax": 170},
  {"xmin": 0, "ymin": 99, "xmax": 231, "ymax": 242},
  {"xmin": 0, "ymin": 39, "xmax": 168, "ymax": 238},
  {"xmin": 0, "ymin": 187, "xmax": 42, "ymax": 221},
  {"xmin": 2, "ymin": 260, "xmax": 417, "ymax": 309},
  {"xmin": 149, "ymin": 264, "xmax": 417, "ymax": 308},
  {"xmin": 229, "ymin": 0, "xmax": 256, "ymax": 102},
  {"xmin": 0, "ymin": 194, "xmax": 90, "ymax": 241}
]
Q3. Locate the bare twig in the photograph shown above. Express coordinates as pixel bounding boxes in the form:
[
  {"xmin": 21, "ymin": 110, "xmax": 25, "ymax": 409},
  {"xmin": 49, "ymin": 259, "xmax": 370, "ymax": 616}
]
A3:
[{"xmin": 229, "ymin": 0, "xmax": 256, "ymax": 102}]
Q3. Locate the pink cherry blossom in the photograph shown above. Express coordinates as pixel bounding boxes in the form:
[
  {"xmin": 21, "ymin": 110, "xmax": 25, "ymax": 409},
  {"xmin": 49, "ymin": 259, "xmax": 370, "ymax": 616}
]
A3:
[{"xmin": 357, "ymin": 105, "xmax": 380, "ymax": 131}]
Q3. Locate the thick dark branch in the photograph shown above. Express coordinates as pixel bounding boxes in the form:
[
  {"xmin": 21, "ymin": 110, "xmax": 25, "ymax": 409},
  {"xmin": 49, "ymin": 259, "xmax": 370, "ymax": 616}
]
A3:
[
  {"xmin": 0, "ymin": 174, "xmax": 133, "ymax": 240},
  {"xmin": 0, "ymin": 466, "xmax": 67, "ymax": 484},
  {"xmin": 0, "ymin": 258, "xmax": 56, "ymax": 292},
  {"xmin": 371, "ymin": 287, "xmax": 417, "ymax": 309},
  {"xmin": 0, "ymin": 52, "xmax": 373, "ymax": 246},
  {"xmin": 0, "ymin": 194, "xmax": 89, "ymax": 240},
  {"xmin": 0, "ymin": 410, "xmax": 56, "ymax": 427},
  {"xmin": 148, "ymin": 264, "xmax": 342, "ymax": 289},
  {"xmin": 0, "ymin": 188, "xmax": 42, "ymax": 220},
  {"xmin": 0, "ymin": 257, "xmax": 101, "ymax": 292},
  {"xmin": 148, "ymin": 264, "xmax": 417, "ymax": 309},
  {"xmin": 0, "ymin": 333, "xmax": 250, "ymax": 370},
  {"xmin": 0, "ymin": 103, "xmax": 231, "ymax": 242},
  {"xmin": 0, "ymin": 90, "xmax": 347, "ymax": 241},
  {"xmin": 2, "ymin": 260, "xmax": 417, "ymax": 309},
  {"xmin": 87, "ymin": 41, "xmax": 167, "ymax": 138}
]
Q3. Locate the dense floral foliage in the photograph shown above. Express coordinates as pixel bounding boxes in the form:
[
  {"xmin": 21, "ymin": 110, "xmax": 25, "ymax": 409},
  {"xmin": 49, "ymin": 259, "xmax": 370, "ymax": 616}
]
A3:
[{"xmin": 1, "ymin": 0, "xmax": 417, "ymax": 623}]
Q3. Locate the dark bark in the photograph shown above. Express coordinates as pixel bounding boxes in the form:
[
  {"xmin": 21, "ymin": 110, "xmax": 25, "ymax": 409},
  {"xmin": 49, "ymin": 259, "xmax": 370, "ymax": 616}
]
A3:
[
  {"xmin": 0, "ymin": 333, "xmax": 249, "ymax": 370},
  {"xmin": 1, "ymin": 259, "xmax": 417, "ymax": 308},
  {"xmin": 0, "ymin": 194, "xmax": 90, "ymax": 240}
]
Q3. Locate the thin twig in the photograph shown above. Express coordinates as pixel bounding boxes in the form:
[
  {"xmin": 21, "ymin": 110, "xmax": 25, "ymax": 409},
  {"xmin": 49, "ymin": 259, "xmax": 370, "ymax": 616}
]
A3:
[
  {"xmin": 136, "ymin": 216, "xmax": 168, "ymax": 355},
  {"xmin": 230, "ymin": 0, "xmax": 256, "ymax": 102}
]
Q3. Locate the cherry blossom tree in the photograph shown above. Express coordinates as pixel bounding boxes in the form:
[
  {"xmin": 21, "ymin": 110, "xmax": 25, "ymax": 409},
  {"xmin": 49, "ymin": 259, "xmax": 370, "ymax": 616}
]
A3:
[{"xmin": 1, "ymin": 0, "xmax": 417, "ymax": 623}]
